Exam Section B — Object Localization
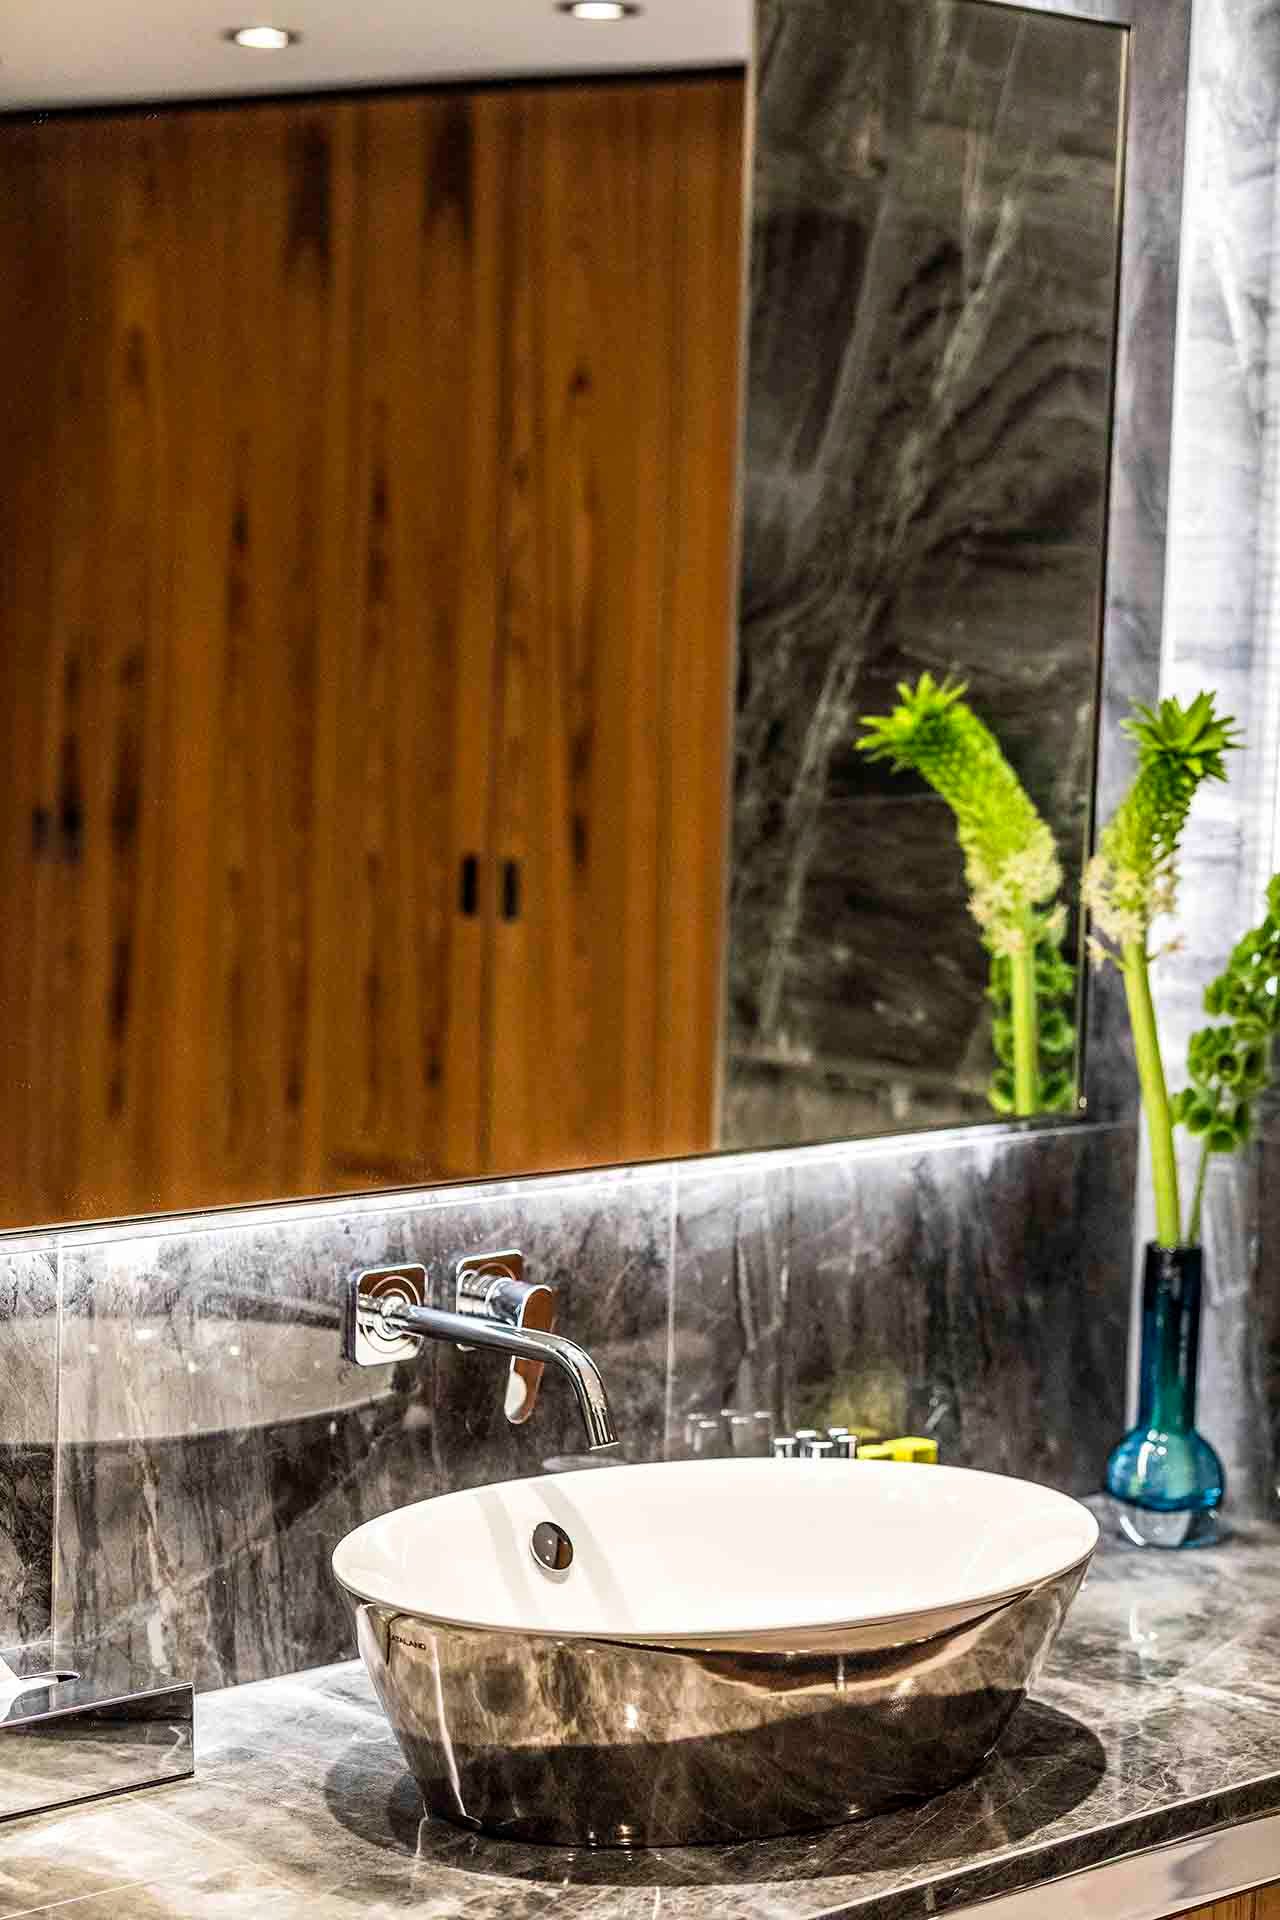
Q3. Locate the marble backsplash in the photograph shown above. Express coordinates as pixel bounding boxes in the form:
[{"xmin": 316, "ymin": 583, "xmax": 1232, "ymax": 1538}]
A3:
[
  {"xmin": 669, "ymin": 1126, "xmax": 1135, "ymax": 1488},
  {"xmin": 0, "ymin": 1250, "xmax": 58, "ymax": 1647},
  {"xmin": 1194, "ymin": 1131, "xmax": 1280, "ymax": 1525},
  {"xmin": 0, "ymin": 1119, "xmax": 1135, "ymax": 1691}
]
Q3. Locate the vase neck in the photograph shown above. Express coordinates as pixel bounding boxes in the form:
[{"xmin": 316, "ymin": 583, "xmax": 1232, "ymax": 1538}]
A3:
[{"xmin": 1136, "ymin": 1244, "xmax": 1204, "ymax": 1434}]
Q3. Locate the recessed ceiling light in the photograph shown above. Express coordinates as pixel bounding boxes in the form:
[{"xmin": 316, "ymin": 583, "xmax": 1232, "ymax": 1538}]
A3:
[
  {"xmin": 557, "ymin": 2, "xmax": 642, "ymax": 19},
  {"xmin": 224, "ymin": 24, "xmax": 299, "ymax": 48}
]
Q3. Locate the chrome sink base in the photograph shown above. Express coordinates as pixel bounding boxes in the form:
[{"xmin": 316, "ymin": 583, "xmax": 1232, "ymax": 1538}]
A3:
[{"xmin": 351, "ymin": 1561, "xmax": 1086, "ymax": 1847}]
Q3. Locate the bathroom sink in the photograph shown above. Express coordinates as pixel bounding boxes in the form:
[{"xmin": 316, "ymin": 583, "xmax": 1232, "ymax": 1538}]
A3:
[{"xmin": 332, "ymin": 1458, "xmax": 1097, "ymax": 1847}]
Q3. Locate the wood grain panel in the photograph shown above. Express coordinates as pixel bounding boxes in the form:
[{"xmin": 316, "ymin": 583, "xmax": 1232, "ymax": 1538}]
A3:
[
  {"xmin": 656, "ymin": 77, "xmax": 746, "ymax": 1154},
  {"xmin": 486, "ymin": 78, "xmax": 745, "ymax": 1172},
  {"xmin": 0, "ymin": 73, "xmax": 744, "ymax": 1224},
  {"xmin": 1179, "ymin": 1886, "xmax": 1280, "ymax": 1919}
]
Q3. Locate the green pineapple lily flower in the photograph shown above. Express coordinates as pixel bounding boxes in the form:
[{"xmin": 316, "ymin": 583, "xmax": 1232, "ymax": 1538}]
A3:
[
  {"xmin": 860, "ymin": 681, "xmax": 1271, "ymax": 1244},
  {"xmin": 857, "ymin": 673, "xmax": 1075, "ymax": 1117},
  {"xmin": 1084, "ymin": 692, "xmax": 1242, "ymax": 1246}
]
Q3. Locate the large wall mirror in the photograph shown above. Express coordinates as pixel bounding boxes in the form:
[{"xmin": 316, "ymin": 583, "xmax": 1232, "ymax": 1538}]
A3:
[{"xmin": 0, "ymin": 0, "xmax": 1173, "ymax": 1227}]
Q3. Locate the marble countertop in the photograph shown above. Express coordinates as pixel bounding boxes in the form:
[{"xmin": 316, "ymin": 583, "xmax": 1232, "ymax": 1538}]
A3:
[{"xmin": 4, "ymin": 1519, "xmax": 1280, "ymax": 1920}]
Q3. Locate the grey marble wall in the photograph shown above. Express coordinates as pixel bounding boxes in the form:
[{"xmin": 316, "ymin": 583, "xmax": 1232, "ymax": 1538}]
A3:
[
  {"xmin": 1155, "ymin": 0, "xmax": 1279, "ymax": 1078},
  {"xmin": 669, "ymin": 1124, "xmax": 1134, "ymax": 1491},
  {"xmin": 1188, "ymin": 1147, "xmax": 1280, "ymax": 1523},
  {"xmin": 52, "ymin": 1167, "xmax": 671, "ymax": 1691},
  {"xmin": 0, "ymin": 1248, "xmax": 58, "ymax": 1647},
  {"xmin": 1142, "ymin": 0, "xmax": 1280, "ymax": 1522},
  {"xmin": 0, "ymin": 1118, "xmax": 1131, "ymax": 1692}
]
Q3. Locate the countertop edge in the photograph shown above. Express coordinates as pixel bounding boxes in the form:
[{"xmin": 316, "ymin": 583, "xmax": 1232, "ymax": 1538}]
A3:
[{"xmin": 943, "ymin": 1806, "xmax": 1280, "ymax": 1920}]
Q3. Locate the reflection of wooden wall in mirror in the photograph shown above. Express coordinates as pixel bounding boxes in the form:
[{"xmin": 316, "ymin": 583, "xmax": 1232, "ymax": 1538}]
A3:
[
  {"xmin": 0, "ymin": 75, "xmax": 745, "ymax": 1225},
  {"xmin": 1178, "ymin": 1890, "xmax": 1280, "ymax": 1920}
]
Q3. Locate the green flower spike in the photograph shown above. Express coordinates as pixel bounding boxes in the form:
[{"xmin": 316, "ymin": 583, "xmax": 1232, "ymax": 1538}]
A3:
[
  {"xmin": 858, "ymin": 673, "xmax": 1075, "ymax": 1117},
  {"xmin": 1084, "ymin": 692, "xmax": 1241, "ymax": 957},
  {"xmin": 1084, "ymin": 691, "xmax": 1242, "ymax": 1248}
]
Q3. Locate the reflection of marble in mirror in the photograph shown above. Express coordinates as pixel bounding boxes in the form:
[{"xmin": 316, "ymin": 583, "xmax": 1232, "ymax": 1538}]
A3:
[{"xmin": 724, "ymin": 0, "xmax": 1127, "ymax": 1148}]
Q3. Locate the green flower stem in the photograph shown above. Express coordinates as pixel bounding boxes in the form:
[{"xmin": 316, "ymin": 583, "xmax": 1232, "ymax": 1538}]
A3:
[
  {"xmin": 1010, "ymin": 920, "xmax": 1039, "ymax": 1116},
  {"xmin": 1122, "ymin": 939, "xmax": 1181, "ymax": 1247},
  {"xmin": 1187, "ymin": 1125, "xmax": 1216, "ymax": 1250}
]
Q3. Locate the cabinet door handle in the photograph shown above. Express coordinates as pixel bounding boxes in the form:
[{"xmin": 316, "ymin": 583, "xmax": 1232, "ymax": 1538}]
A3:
[
  {"xmin": 502, "ymin": 859, "xmax": 521, "ymax": 922},
  {"xmin": 459, "ymin": 854, "xmax": 480, "ymax": 917}
]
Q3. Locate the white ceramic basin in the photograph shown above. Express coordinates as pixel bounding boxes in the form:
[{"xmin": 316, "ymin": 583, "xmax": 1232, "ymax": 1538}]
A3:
[
  {"xmin": 333, "ymin": 1460, "xmax": 1097, "ymax": 1845},
  {"xmin": 334, "ymin": 1457, "xmax": 1097, "ymax": 1652}
]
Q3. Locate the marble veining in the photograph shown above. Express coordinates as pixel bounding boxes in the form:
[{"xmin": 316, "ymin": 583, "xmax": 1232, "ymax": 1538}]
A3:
[
  {"xmin": 6, "ymin": 1524, "xmax": 1280, "ymax": 1919},
  {"xmin": 670, "ymin": 1124, "xmax": 1134, "ymax": 1496},
  {"xmin": 48, "ymin": 1122, "xmax": 1134, "ymax": 1693},
  {"xmin": 0, "ymin": 1253, "xmax": 58, "ymax": 1647},
  {"xmin": 54, "ymin": 1169, "xmax": 673, "ymax": 1691},
  {"xmin": 727, "ymin": 0, "xmax": 1126, "ymax": 1145},
  {"xmin": 725, "ymin": 0, "xmax": 1191, "ymax": 1147}
]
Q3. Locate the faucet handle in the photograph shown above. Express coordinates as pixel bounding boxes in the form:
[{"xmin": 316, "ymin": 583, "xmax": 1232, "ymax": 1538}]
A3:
[
  {"xmin": 345, "ymin": 1265, "xmax": 430, "ymax": 1366},
  {"xmin": 453, "ymin": 1250, "xmax": 557, "ymax": 1426}
]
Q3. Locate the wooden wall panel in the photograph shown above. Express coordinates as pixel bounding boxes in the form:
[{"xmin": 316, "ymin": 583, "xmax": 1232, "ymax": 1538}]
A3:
[
  {"xmin": 485, "ymin": 79, "xmax": 745, "ymax": 1173},
  {"xmin": 0, "ymin": 125, "xmax": 64, "ymax": 1216},
  {"xmin": 0, "ymin": 73, "xmax": 745, "ymax": 1225},
  {"xmin": 315, "ymin": 96, "xmax": 488, "ymax": 1189},
  {"xmin": 1179, "ymin": 1886, "xmax": 1280, "ymax": 1919},
  {"xmin": 655, "ymin": 78, "xmax": 747, "ymax": 1154}
]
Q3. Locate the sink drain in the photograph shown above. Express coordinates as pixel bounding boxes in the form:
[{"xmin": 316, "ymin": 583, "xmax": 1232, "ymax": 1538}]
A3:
[{"xmin": 530, "ymin": 1521, "xmax": 573, "ymax": 1572}]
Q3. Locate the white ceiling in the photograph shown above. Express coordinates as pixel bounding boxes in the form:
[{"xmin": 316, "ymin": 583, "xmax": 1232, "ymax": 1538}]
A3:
[{"xmin": 0, "ymin": 0, "xmax": 749, "ymax": 110}]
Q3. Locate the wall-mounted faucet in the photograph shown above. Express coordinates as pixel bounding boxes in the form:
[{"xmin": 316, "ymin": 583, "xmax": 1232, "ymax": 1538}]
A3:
[{"xmin": 344, "ymin": 1253, "xmax": 618, "ymax": 1452}]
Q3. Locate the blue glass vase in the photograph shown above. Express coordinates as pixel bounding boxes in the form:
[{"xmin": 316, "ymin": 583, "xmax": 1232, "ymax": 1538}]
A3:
[{"xmin": 1104, "ymin": 1244, "xmax": 1224, "ymax": 1549}]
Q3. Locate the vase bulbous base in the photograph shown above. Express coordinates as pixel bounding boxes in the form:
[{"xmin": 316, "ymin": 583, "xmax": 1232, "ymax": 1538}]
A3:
[
  {"xmin": 1105, "ymin": 1496, "xmax": 1223, "ymax": 1550},
  {"xmin": 1104, "ymin": 1418, "xmax": 1224, "ymax": 1551}
]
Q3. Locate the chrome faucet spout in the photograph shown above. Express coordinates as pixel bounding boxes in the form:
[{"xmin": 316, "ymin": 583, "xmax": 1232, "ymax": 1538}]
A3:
[
  {"xmin": 377, "ymin": 1300, "xmax": 618, "ymax": 1452},
  {"xmin": 346, "ymin": 1258, "xmax": 620, "ymax": 1452}
]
